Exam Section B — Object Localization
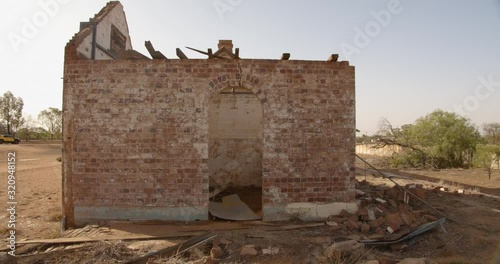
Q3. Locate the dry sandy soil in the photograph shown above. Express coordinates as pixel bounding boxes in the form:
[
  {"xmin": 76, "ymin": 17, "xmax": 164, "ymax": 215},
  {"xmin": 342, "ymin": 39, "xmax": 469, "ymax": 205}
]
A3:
[
  {"xmin": 0, "ymin": 144, "xmax": 499, "ymax": 263},
  {"xmin": 0, "ymin": 142, "xmax": 62, "ymax": 241}
]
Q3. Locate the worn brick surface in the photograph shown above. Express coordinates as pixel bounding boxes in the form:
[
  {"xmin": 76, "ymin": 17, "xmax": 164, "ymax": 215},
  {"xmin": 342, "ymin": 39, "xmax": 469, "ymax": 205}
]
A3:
[{"xmin": 63, "ymin": 33, "xmax": 355, "ymax": 227}]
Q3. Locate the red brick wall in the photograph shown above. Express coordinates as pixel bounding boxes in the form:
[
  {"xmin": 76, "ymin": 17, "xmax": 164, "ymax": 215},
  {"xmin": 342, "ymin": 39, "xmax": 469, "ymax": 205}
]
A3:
[{"xmin": 62, "ymin": 58, "xmax": 355, "ymax": 226}]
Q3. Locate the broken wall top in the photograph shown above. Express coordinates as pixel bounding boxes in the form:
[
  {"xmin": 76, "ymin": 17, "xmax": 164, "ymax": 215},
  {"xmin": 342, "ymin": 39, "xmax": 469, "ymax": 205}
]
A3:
[
  {"xmin": 64, "ymin": 1, "xmax": 350, "ymax": 65},
  {"xmin": 65, "ymin": 1, "xmax": 134, "ymax": 61}
]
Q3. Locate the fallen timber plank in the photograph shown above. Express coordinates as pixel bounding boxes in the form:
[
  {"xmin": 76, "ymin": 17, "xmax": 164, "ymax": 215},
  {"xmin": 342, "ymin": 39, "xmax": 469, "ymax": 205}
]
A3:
[{"xmin": 16, "ymin": 232, "xmax": 205, "ymax": 245}]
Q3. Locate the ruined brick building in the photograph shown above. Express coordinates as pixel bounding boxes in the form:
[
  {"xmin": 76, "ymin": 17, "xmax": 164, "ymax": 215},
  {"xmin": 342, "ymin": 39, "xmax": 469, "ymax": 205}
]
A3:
[{"xmin": 62, "ymin": 1, "xmax": 356, "ymax": 227}]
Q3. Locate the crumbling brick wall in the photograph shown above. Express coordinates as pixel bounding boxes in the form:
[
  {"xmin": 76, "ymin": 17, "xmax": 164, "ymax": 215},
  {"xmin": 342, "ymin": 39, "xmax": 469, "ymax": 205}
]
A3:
[
  {"xmin": 63, "ymin": 58, "xmax": 355, "ymax": 226},
  {"xmin": 62, "ymin": 1, "xmax": 356, "ymax": 227}
]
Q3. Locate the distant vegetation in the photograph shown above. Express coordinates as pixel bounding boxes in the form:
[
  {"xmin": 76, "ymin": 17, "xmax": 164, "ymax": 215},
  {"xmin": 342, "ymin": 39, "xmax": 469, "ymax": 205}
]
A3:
[
  {"xmin": 0, "ymin": 91, "xmax": 62, "ymax": 141},
  {"xmin": 357, "ymin": 110, "xmax": 499, "ymax": 178}
]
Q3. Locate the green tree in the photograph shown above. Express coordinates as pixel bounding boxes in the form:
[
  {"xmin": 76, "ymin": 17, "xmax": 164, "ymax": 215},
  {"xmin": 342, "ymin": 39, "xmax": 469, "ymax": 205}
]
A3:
[
  {"xmin": 472, "ymin": 144, "xmax": 500, "ymax": 179},
  {"xmin": 0, "ymin": 91, "xmax": 24, "ymax": 134},
  {"xmin": 38, "ymin": 107, "xmax": 62, "ymax": 140},
  {"xmin": 482, "ymin": 122, "xmax": 500, "ymax": 145},
  {"xmin": 376, "ymin": 110, "xmax": 482, "ymax": 168}
]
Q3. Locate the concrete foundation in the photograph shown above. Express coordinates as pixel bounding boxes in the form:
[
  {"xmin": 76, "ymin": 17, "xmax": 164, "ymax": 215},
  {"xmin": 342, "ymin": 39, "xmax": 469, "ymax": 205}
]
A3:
[
  {"xmin": 263, "ymin": 202, "xmax": 358, "ymax": 221},
  {"xmin": 74, "ymin": 206, "xmax": 208, "ymax": 226}
]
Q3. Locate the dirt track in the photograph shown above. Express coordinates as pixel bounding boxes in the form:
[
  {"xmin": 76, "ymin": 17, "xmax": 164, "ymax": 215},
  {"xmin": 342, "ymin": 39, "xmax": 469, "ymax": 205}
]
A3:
[{"xmin": 0, "ymin": 142, "xmax": 62, "ymax": 241}]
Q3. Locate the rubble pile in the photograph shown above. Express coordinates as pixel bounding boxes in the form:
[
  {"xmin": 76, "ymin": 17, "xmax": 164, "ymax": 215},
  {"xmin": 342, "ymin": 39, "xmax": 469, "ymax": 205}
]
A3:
[{"xmin": 328, "ymin": 180, "xmax": 440, "ymax": 240}]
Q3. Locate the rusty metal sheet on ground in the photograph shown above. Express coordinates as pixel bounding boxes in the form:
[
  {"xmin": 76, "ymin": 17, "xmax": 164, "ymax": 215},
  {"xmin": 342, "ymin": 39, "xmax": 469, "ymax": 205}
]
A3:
[{"xmin": 209, "ymin": 194, "xmax": 261, "ymax": 221}]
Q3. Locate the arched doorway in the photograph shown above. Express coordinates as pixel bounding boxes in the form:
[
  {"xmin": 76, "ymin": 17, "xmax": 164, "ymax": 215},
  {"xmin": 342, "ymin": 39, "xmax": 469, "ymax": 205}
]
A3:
[{"xmin": 208, "ymin": 87, "xmax": 263, "ymax": 216}]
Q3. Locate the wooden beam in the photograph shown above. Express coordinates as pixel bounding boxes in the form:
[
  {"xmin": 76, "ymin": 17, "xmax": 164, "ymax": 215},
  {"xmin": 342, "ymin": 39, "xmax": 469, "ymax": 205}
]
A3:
[
  {"xmin": 185, "ymin": 46, "xmax": 227, "ymax": 59},
  {"xmin": 144, "ymin": 41, "xmax": 167, "ymax": 59},
  {"xmin": 16, "ymin": 232, "xmax": 205, "ymax": 245},
  {"xmin": 281, "ymin": 53, "xmax": 290, "ymax": 60},
  {"xmin": 328, "ymin": 54, "xmax": 339, "ymax": 62},
  {"xmin": 176, "ymin": 48, "xmax": 188, "ymax": 59}
]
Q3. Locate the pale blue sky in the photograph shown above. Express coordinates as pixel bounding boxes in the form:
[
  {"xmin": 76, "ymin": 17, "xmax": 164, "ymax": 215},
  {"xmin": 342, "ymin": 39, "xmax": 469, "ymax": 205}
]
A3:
[{"xmin": 1, "ymin": 0, "xmax": 499, "ymax": 134}]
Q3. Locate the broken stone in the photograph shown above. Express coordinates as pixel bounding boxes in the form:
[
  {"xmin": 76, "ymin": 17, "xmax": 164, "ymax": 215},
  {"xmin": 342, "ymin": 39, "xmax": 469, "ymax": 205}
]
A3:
[
  {"xmin": 377, "ymin": 258, "xmax": 400, "ymax": 264},
  {"xmin": 210, "ymin": 245, "xmax": 224, "ymax": 260},
  {"xmin": 363, "ymin": 260, "xmax": 380, "ymax": 264},
  {"xmin": 412, "ymin": 210, "xmax": 424, "ymax": 217},
  {"xmin": 357, "ymin": 208, "xmax": 369, "ymax": 216},
  {"xmin": 398, "ymin": 203, "xmax": 412, "ymax": 212},
  {"xmin": 397, "ymin": 258, "xmax": 428, "ymax": 264},
  {"xmin": 369, "ymin": 217, "xmax": 385, "ymax": 228},
  {"xmin": 386, "ymin": 186, "xmax": 401, "ymax": 200},
  {"xmin": 409, "ymin": 220, "xmax": 423, "ymax": 230},
  {"xmin": 328, "ymin": 216, "xmax": 347, "ymax": 223},
  {"xmin": 339, "ymin": 209, "xmax": 352, "ymax": 218},
  {"xmin": 361, "ymin": 223, "xmax": 371, "ymax": 234},
  {"xmin": 413, "ymin": 188, "xmax": 427, "ymax": 200},
  {"xmin": 375, "ymin": 205, "xmax": 388, "ymax": 218},
  {"xmin": 323, "ymin": 240, "xmax": 364, "ymax": 258},
  {"xmin": 367, "ymin": 209, "xmax": 376, "ymax": 221},
  {"xmin": 359, "ymin": 180, "xmax": 370, "ymax": 186},
  {"xmin": 240, "ymin": 245, "xmax": 258, "ymax": 256},
  {"xmin": 262, "ymin": 247, "xmax": 279, "ymax": 255},
  {"xmin": 423, "ymin": 215, "xmax": 438, "ymax": 222},
  {"xmin": 326, "ymin": 220, "xmax": 340, "ymax": 229},
  {"xmin": 399, "ymin": 211, "xmax": 415, "ymax": 226},
  {"xmin": 349, "ymin": 214, "xmax": 359, "ymax": 223},
  {"xmin": 348, "ymin": 234, "xmax": 362, "ymax": 240},
  {"xmin": 385, "ymin": 213, "xmax": 404, "ymax": 232},
  {"xmin": 345, "ymin": 219, "xmax": 359, "ymax": 231},
  {"xmin": 369, "ymin": 232, "xmax": 385, "ymax": 240},
  {"xmin": 356, "ymin": 189, "xmax": 366, "ymax": 197}
]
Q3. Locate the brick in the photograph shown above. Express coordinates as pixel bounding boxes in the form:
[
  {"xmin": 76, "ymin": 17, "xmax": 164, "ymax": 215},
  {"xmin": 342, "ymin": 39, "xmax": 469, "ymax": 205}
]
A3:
[
  {"xmin": 339, "ymin": 209, "xmax": 352, "ymax": 218},
  {"xmin": 385, "ymin": 213, "xmax": 404, "ymax": 232},
  {"xmin": 413, "ymin": 188, "xmax": 427, "ymax": 200},
  {"xmin": 360, "ymin": 223, "xmax": 370, "ymax": 234},
  {"xmin": 345, "ymin": 219, "xmax": 359, "ymax": 231},
  {"xmin": 356, "ymin": 208, "xmax": 369, "ymax": 216},
  {"xmin": 369, "ymin": 217, "xmax": 385, "ymax": 228},
  {"xmin": 240, "ymin": 245, "xmax": 258, "ymax": 256},
  {"xmin": 423, "ymin": 214, "xmax": 438, "ymax": 223},
  {"xmin": 399, "ymin": 211, "xmax": 415, "ymax": 226}
]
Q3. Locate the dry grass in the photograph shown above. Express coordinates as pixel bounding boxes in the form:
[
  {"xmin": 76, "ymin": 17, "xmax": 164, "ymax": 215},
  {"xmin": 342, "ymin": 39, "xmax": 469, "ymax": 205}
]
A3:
[
  {"xmin": 0, "ymin": 227, "xmax": 10, "ymax": 237},
  {"xmin": 48, "ymin": 212, "xmax": 63, "ymax": 222}
]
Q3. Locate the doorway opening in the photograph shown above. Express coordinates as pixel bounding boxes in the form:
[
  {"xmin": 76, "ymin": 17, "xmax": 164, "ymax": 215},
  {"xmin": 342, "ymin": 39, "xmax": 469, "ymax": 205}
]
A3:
[{"xmin": 208, "ymin": 87, "xmax": 263, "ymax": 219}]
